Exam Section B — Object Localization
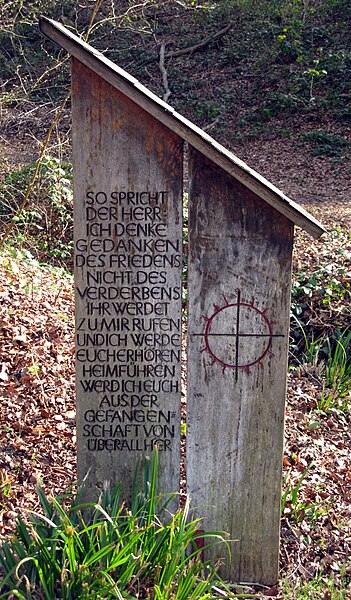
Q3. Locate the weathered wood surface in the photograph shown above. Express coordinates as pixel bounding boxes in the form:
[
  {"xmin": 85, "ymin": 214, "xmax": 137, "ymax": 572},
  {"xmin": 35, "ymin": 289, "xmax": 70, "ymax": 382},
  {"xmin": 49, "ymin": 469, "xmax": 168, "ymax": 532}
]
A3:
[
  {"xmin": 39, "ymin": 17, "xmax": 325, "ymax": 239},
  {"xmin": 72, "ymin": 58, "xmax": 183, "ymax": 499},
  {"xmin": 186, "ymin": 146, "xmax": 294, "ymax": 585}
]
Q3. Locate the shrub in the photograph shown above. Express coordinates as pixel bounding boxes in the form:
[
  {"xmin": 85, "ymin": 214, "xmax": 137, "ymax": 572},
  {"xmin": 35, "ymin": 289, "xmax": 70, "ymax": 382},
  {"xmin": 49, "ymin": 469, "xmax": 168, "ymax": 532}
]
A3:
[{"xmin": 0, "ymin": 156, "xmax": 74, "ymax": 268}]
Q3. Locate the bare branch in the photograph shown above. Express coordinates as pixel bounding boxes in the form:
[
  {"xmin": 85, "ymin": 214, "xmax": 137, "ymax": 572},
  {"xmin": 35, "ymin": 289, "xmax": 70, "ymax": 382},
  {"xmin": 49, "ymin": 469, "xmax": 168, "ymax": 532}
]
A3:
[
  {"xmin": 164, "ymin": 22, "xmax": 232, "ymax": 60},
  {"xmin": 159, "ymin": 42, "xmax": 171, "ymax": 102}
]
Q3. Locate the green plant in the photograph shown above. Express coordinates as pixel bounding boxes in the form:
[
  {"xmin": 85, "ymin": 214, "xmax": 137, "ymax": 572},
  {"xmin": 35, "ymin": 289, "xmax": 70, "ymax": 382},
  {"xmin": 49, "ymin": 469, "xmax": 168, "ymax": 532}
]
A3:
[
  {"xmin": 281, "ymin": 463, "xmax": 328, "ymax": 525},
  {"xmin": 0, "ymin": 245, "xmax": 73, "ymax": 289},
  {"xmin": 290, "ymin": 317, "xmax": 351, "ymax": 412},
  {"xmin": 0, "ymin": 450, "xmax": 233, "ymax": 599},
  {"xmin": 304, "ymin": 59, "xmax": 328, "ymax": 101},
  {"xmin": 0, "ymin": 156, "xmax": 74, "ymax": 268},
  {"xmin": 300, "ymin": 131, "xmax": 350, "ymax": 158},
  {"xmin": 282, "ymin": 464, "xmax": 311, "ymax": 521},
  {"xmin": 290, "ymin": 249, "xmax": 351, "ymax": 366},
  {"xmin": 290, "ymin": 313, "xmax": 327, "ymax": 371},
  {"xmin": 323, "ymin": 329, "xmax": 351, "ymax": 410},
  {"xmin": 0, "ymin": 472, "xmax": 13, "ymax": 509},
  {"xmin": 282, "ymin": 573, "xmax": 350, "ymax": 599}
]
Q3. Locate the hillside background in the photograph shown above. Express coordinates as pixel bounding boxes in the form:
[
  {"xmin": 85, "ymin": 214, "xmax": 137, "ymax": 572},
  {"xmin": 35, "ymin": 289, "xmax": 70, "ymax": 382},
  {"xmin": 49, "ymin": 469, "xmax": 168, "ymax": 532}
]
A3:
[{"xmin": 1, "ymin": 0, "xmax": 350, "ymax": 236}]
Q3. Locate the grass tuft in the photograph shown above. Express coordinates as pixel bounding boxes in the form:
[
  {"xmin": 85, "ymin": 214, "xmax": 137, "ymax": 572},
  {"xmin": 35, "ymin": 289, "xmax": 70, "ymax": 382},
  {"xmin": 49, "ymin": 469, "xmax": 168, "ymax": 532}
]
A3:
[{"xmin": 0, "ymin": 450, "xmax": 235, "ymax": 599}]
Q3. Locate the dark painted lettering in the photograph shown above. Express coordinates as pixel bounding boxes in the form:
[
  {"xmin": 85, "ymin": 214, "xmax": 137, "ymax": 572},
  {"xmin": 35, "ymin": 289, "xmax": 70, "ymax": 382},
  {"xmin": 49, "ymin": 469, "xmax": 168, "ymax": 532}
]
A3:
[{"xmin": 77, "ymin": 187, "xmax": 181, "ymax": 452}]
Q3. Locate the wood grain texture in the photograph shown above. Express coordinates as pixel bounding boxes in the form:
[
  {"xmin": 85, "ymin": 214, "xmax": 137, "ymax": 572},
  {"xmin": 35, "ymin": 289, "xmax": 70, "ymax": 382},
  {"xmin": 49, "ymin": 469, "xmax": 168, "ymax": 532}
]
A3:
[
  {"xmin": 186, "ymin": 146, "xmax": 294, "ymax": 585},
  {"xmin": 72, "ymin": 58, "xmax": 183, "ymax": 501},
  {"xmin": 39, "ymin": 17, "xmax": 325, "ymax": 239}
]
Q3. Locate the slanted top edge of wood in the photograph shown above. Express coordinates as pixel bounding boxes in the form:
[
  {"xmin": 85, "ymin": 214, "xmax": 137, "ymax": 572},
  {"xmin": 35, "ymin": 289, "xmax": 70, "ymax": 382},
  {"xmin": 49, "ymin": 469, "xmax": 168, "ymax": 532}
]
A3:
[{"xmin": 39, "ymin": 16, "xmax": 326, "ymax": 240}]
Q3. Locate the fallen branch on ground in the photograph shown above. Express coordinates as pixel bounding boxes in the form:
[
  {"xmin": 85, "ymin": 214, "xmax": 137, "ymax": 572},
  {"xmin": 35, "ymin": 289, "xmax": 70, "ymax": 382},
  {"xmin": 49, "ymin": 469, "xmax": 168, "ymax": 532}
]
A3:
[{"xmin": 164, "ymin": 22, "xmax": 232, "ymax": 60}]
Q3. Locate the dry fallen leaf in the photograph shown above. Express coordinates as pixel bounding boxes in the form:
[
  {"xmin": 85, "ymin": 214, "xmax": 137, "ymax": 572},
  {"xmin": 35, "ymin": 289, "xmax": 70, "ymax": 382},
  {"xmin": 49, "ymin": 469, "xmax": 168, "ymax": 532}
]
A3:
[{"xmin": 0, "ymin": 363, "xmax": 9, "ymax": 381}]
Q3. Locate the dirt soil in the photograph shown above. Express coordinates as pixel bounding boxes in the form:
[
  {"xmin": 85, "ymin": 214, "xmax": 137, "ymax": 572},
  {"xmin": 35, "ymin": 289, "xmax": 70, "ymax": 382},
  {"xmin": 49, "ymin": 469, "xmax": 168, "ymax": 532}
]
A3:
[{"xmin": 0, "ymin": 122, "xmax": 351, "ymax": 596}]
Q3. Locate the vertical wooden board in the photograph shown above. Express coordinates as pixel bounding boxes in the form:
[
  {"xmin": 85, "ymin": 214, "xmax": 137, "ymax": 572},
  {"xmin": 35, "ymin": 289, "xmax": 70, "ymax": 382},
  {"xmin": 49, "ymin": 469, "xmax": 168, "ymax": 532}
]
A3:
[
  {"xmin": 72, "ymin": 58, "xmax": 183, "ymax": 500},
  {"xmin": 186, "ymin": 146, "xmax": 294, "ymax": 585}
]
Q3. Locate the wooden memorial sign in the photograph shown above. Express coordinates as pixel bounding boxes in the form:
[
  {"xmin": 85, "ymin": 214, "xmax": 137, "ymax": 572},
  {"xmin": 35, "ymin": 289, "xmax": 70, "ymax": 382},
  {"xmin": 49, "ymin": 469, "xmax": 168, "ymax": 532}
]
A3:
[{"xmin": 40, "ymin": 17, "xmax": 325, "ymax": 586}]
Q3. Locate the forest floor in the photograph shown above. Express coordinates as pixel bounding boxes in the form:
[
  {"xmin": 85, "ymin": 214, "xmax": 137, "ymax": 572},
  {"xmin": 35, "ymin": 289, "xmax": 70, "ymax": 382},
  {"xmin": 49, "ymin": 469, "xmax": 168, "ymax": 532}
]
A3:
[{"xmin": 0, "ymin": 130, "xmax": 351, "ymax": 598}]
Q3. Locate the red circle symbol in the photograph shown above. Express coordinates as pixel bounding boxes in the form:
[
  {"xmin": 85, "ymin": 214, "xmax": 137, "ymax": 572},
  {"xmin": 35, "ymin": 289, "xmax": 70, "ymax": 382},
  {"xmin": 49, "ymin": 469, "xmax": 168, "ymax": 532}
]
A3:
[{"xmin": 204, "ymin": 301, "xmax": 273, "ymax": 371}]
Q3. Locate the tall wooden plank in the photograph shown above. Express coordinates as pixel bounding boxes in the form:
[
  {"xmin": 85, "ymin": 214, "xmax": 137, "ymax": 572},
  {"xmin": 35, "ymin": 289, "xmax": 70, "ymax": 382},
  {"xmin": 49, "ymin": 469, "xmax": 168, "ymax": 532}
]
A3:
[
  {"xmin": 186, "ymin": 146, "xmax": 294, "ymax": 585},
  {"xmin": 72, "ymin": 58, "xmax": 183, "ymax": 499}
]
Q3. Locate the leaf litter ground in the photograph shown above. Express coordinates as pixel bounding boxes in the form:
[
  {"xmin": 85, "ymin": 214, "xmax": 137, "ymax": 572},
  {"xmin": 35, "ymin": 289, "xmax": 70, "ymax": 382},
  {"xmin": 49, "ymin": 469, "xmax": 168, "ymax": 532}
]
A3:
[{"xmin": 0, "ymin": 203, "xmax": 350, "ymax": 598}]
